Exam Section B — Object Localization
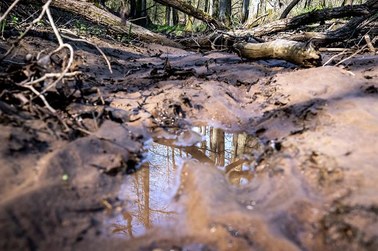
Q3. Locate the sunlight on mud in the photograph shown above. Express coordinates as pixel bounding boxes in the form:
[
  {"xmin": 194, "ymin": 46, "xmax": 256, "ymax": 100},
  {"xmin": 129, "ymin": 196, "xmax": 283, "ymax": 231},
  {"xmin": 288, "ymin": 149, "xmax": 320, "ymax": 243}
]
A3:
[{"xmin": 110, "ymin": 126, "xmax": 263, "ymax": 238}]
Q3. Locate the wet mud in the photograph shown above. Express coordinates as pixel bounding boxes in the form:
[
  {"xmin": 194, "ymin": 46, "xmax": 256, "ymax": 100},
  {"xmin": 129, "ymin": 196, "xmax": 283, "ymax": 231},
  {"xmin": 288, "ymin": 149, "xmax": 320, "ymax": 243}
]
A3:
[{"xmin": 1, "ymin": 34, "xmax": 378, "ymax": 251}]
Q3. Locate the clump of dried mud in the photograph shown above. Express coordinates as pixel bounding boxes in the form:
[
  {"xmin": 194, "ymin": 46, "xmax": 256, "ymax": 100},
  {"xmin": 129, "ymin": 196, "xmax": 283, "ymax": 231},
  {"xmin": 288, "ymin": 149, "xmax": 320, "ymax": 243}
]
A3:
[{"xmin": 0, "ymin": 33, "xmax": 378, "ymax": 251}]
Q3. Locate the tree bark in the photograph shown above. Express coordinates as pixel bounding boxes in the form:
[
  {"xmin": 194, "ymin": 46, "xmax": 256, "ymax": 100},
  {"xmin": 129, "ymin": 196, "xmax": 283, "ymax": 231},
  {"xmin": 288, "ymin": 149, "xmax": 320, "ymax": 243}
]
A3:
[
  {"xmin": 342, "ymin": 0, "xmax": 354, "ymax": 6},
  {"xmin": 219, "ymin": 0, "xmax": 231, "ymax": 27},
  {"xmin": 209, "ymin": 0, "xmax": 215, "ymax": 16},
  {"xmin": 234, "ymin": 39, "xmax": 321, "ymax": 67},
  {"xmin": 165, "ymin": 6, "xmax": 171, "ymax": 25},
  {"xmin": 38, "ymin": 0, "xmax": 182, "ymax": 47},
  {"xmin": 242, "ymin": 0, "xmax": 250, "ymax": 22},
  {"xmin": 154, "ymin": 0, "xmax": 227, "ymax": 29},
  {"xmin": 244, "ymin": 0, "xmax": 259, "ymax": 27},
  {"xmin": 172, "ymin": 7, "xmax": 179, "ymax": 25},
  {"xmin": 280, "ymin": 0, "xmax": 301, "ymax": 19},
  {"xmin": 134, "ymin": 0, "xmax": 148, "ymax": 27}
]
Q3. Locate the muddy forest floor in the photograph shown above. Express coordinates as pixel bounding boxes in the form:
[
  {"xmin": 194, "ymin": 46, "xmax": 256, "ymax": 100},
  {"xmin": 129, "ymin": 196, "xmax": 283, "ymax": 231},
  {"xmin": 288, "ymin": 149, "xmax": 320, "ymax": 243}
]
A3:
[{"xmin": 1, "ymin": 30, "xmax": 378, "ymax": 251}]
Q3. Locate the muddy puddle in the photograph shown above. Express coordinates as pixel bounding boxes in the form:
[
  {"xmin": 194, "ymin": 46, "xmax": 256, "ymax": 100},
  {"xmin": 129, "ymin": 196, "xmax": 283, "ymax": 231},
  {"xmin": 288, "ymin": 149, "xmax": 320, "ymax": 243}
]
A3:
[
  {"xmin": 1, "ymin": 31, "xmax": 378, "ymax": 250},
  {"xmin": 110, "ymin": 126, "xmax": 271, "ymax": 238}
]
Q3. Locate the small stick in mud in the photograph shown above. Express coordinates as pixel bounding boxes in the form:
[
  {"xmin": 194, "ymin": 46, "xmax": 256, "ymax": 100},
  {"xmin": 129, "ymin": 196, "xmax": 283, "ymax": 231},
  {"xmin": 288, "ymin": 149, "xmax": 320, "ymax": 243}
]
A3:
[{"xmin": 364, "ymin": 34, "xmax": 376, "ymax": 53}]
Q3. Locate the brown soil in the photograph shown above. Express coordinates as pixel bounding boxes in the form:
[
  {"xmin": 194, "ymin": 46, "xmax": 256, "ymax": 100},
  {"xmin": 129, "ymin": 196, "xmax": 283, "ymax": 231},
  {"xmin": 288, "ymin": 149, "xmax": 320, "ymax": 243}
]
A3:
[{"xmin": 1, "ymin": 33, "xmax": 378, "ymax": 251}]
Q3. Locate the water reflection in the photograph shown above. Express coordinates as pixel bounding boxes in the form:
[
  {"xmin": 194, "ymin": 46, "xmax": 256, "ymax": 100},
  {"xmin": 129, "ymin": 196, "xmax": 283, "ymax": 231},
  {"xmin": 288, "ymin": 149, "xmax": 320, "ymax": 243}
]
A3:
[
  {"xmin": 158, "ymin": 126, "xmax": 261, "ymax": 182},
  {"xmin": 111, "ymin": 127, "xmax": 261, "ymax": 237},
  {"xmin": 112, "ymin": 149, "xmax": 179, "ymax": 238}
]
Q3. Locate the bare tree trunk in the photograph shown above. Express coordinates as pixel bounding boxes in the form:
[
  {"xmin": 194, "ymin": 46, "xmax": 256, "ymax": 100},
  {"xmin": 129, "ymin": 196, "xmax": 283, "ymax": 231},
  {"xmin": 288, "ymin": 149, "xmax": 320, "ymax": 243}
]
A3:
[
  {"xmin": 257, "ymin": 0, "xmax": 265, "ymax": 17},
  {"xmin": 154, "ymin": 0, "xmax": 227, "ymax": 29},
  {"xmin": 219, "ymin": 0, "xmax": 232, "ymax": 26},
  {"xmin": 242, "ymin": 0, "xmax": 250, "ymax": 22},
  {"xmin": 209, "ymin": 0, "xmax": 214, "ymax": 16},
  {"xmin": 130, "ymin": 0, "xmax": 137, "ymax": 17},
  {"xmin": 280, "ymin": 0, "xmax": 302, "ymax": 19},
  {"xmin": 245, "ymin": 0, "xmax": 259, "ymax": 26},
  {"xmin": 172, "ymin": 7, "xmax": 179, "ymax": 25},
  {"xmin": 342, "ymin": 0, "xmax": 354, "ymax": 5},
  {"xmin": 141, "ymin": 166, "xmax": 150, "ymax": 229},
  {"xmin": 304, "ymin": 0, "xmax": 312, "ymax": 8},
  {"xmin": 165, "ymin": 5, "xmax": 179, "ymax": 26},
  {"xmin": 153, "ymin": 4, "xmax": 159, "ymax": 23},
  {"xmin": 184, "ymin": 0, "xmax": 193, "ymax": 31},
  {"xmin": 165, "ymin": 6, "xmax": 171, "ymax": 25},
  {"xmin": 213, "ymin": 0, "xmax": 220, "ymax": 18},
  {"xmin": 135, "ymin": 0, "xmax": 148, "ymax": 27},
  {"xmin": 210, "ymin": 128, "xmax": 225, "ymax": 166}
]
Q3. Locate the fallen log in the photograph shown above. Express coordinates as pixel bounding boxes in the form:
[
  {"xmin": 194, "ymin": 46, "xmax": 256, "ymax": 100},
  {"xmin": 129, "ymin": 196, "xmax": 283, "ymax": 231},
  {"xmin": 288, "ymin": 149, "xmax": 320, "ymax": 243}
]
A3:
[
  {"xmin": 290, "ymin": 11, "xmax": 378, "ymax": 43},
  {"xmin": 232, "ymin": 4, "xmax": 370, "ymax": 38},
  {"xmin": 233, "ymin": 39, "xmax": 321, "ymax": 67},
  {"xmin": 32, "ymin": 0, "xmax": 182, "ymax": 48}
]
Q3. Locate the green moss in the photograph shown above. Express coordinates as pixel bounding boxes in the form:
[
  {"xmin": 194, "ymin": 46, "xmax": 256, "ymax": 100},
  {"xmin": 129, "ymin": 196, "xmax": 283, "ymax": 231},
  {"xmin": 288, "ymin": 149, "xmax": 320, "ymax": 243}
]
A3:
[{"xmin": 152, "ymin": 24, "xmax": 187, "ymax": 35}]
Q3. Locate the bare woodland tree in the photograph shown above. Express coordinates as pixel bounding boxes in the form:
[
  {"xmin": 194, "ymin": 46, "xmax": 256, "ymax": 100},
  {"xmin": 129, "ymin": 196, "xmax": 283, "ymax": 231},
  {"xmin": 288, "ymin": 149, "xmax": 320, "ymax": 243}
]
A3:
[
  {"xmin": 280, "ymin": 0, "xmax": 301, "ymax": 19},
  {"xmin": 342, "ymin": 0, "xmax": 355, "ymax": 5},
  {"xmin": 1, "ymin": 0, "xmax": 376, "ymax": 62},
  {"xmin": 219, "ymin": 0, "xmax": 231, "ymax": 26}
]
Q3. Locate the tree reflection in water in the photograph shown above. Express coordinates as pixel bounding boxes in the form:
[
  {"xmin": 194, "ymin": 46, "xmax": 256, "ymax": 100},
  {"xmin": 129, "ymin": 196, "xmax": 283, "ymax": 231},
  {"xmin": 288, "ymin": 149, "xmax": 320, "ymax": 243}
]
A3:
[{"xmin": 111, "ymin": 126, "xmax": 260, "ymax": 237}]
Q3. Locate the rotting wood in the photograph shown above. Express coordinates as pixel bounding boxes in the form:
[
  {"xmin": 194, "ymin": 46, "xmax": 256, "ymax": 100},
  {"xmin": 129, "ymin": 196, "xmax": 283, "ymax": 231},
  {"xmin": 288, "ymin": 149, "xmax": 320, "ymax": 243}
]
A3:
[{"xmin": 234, "ymin": 39, "xmax": 321, "ymax": 67}]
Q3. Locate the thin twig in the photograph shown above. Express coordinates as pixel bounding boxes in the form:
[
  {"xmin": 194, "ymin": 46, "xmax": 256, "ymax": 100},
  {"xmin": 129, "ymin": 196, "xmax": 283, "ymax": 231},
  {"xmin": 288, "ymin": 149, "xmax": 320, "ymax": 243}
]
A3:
[
  {"xmin": 0, "ymin": 0, "xmax": 22, "ymax": 23},
  {"xmin": 97, "ymin": 88, "xmax": 105, "ymax": 105},
  {"xmin": 0, "ymin": 0, "xmax": 53, "ymax": 62},
  {"xmin": 44, "ymin": 6, "xmax": 75, "ymax": 91},
  {"xmin": 24, "ymin": 85, "xmax": 56, "ymax": 113},
  {"xmin": 20, "ymin": 71, "xmax": 81, "ymax": 87},
  {"xmin": 61, "ymin": 30, "xmax": 113, "ymax": 74},
  {"xmin": 319, "ymin": 48, "xmax": 352, "ymax": 52},
  {"xmin": 335, "ymin": 45, "xmax": 367, "ymax": 66},
  {"xmin": 5, "ymin": 0, "xmax": 80, "ymax": 112},
  {"xmin": 323, "ymin": 49, "xmax": 349, "ymax": 66}
]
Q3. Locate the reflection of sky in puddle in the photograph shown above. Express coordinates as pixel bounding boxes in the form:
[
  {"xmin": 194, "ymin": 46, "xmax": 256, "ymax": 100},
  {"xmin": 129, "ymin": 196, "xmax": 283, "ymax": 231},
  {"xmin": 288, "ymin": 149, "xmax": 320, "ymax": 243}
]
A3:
[
  {"xmin": 192, "ymin": 126, "xmax": 234, "ymax": 166},
  {"xmin": 111, "ymin": 126, "xmax": 258, "ymax": 238}
]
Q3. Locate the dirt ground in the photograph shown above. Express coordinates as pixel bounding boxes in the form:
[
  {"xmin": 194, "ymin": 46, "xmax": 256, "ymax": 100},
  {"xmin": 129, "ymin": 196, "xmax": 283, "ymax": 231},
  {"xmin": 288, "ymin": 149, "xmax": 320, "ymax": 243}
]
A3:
[{"xmin": 0, "ymin": 33, "xmax": 378, "ymax": 251}]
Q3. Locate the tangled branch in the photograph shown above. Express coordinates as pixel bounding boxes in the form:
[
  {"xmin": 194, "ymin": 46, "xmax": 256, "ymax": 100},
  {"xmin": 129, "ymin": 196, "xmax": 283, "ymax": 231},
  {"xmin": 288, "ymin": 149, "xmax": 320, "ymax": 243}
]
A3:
[{"xmin": 1, "ymin": 0, "xmax": 79, "ymax": 113}]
